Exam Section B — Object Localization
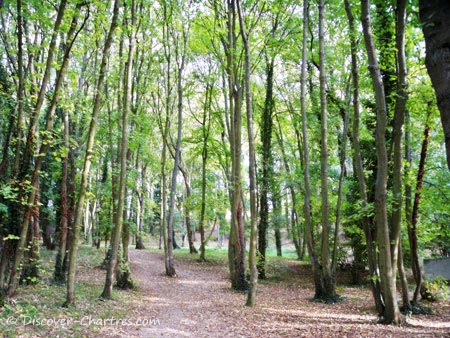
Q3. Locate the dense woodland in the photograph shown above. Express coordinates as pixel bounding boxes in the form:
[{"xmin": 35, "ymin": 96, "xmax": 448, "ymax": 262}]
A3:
[{"xmin": 0, "ymin": 0, "xmax": 449, "ymax": 328}]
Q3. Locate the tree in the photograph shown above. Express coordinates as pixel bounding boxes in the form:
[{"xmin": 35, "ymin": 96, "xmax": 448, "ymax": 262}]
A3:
[
  {"xmin": 6, "ymin": 0, "xmax": 82, "ymax": 298},
  {"xmin": 236, "ymin": 0, "xmax": 257, "ymax": 306},
  {"xmin": 101, "ymin": 0, "xmax": 137, "ymax": 299},
  {"xmin": 419, "ymin": 0, "xmax": 450, "ymax": 169},
  {"xmin": 301, "ymin": 0, "xmax": 322, "ymax": 300},
  {"xmin": 360, "ymin": 0, "xmax": 401, "ymax": 324},
  {"xmin": 65, "ymin": 0, "xmax": 120, "ymax": 306}
]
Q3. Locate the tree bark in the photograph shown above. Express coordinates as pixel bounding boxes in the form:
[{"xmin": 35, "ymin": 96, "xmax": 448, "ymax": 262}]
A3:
[
  {"xmin": 344, "ymin": 0, "xmax": 384, "ymax": 315},
  {"xmin": 7, "ymin": 4, "xmax": 81, "ymax": 299},
  {"xmin": 361, "ymin": 0, "xmax": 401, "ymax": 324},
  {"xmin": 318, "ymin": 0, "xmax": 336, "ymax": 302},
  {"xmin": 65, "ymin": 0, "xmax": 120, "ymax": 306},
  {"xmin": 258, "ymin": 57, "xmax": 275, "ymax": 278},
  {"xmin": 409, "ymin": 111, "xmax": 432, "ymax": 304},
  {"xmin": 419, "ymin": 0, "xmax": 450, "ymax": 169},
  {"xmin": 199, "ymin": 84, "xmax": 213, "ymax": 262},
  {"xmin": 223, "ymin": 0, "xmax": 246, "ymax": 291},
  {"xmin": 102, "ymin": 0, "xmax": 136, "ymax": 297},
  {"xmin": 301, "ymin": 0, "xmax": 322, "ymax": 299},
  {"xmin": 391, "ymin": 0, "xmax": 409, "ymax": 309},
  {"xmin": 236, "ymin": 0, "xmax": 257, "ymax": 306}
]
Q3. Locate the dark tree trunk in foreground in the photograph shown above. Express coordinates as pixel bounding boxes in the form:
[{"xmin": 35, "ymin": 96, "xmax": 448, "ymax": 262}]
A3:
[{"xmin": 419, "ymin": 0, "xmax": 450, "ymax": 169}]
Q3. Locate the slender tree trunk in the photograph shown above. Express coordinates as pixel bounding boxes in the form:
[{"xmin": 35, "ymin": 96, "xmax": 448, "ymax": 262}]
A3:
[
  {"xmin": 345, "ymin": 0, "xmax": 384, "ymax": 315},
  {"xmin": 332, "ymin": 103, "xmax": 349, "ymax": 276},
  {"xmin": 237, "ymin": 0, "xmax": 257, "ymax": 305},
  {"xmin": 13, "ymin": 0, "xmax": 24, "ymax": 177},
  {"xmin": 301, "ymin": 0, "xmax": 322, "ymax": 299},
  {"xmin": 199, "ymin": 84, "xmax": 212, "ymax": 262},
  {"xmin": 318, "ymin": 0, "xmax": 335, "ymax": 302},
  {"xmin": 391, "ymin": 0, "xmax": 409, "ymax": 309},
  {"xmin": 275, "ymin": 117, "xmax": 302, "ymax": 260},
  {"xmin": 135, "ymin": 165, "xmax": 146, "ymax": 250},
  {"xmin": 397, "ymin": 241, "xmax": 410, "ymax": 310},
  {"xmin": 19, "ymin": 0, "xmax": 68, "ymax": 172},
  {"xmin": 258, "ymin": 58, "xmax": 275, "ymax": 278},
  {"xmin": 7, "ymin": 5, "xmax": 82, "ymax": 298},
  {"xmin": 179, "ymin": 166, "xmax": 197, "ymax": 254},
  {"xmin": 65, "ymin": 0, "xmax": 120, "ymax": 306},
  {"xmin": 361, "ymin": 0, "xmax": 401, "ymax": 324},
  {"xmin": 54, "ymin": 105, "xmax": 70, "ymax": 282},
  {"xmin": 409, "ymin": 111, "xmax": 432, "ymax": 304},
  {"xmin": 272, "ymin": 193, "xmax": 282, "ymax": 257},
  {"xmin": 165, "ymin": 24, "xmax": 188, "ymax": 275},
  {"xmin": 102, "ymin": 0, "xmax": 136, "ymax": 298}
]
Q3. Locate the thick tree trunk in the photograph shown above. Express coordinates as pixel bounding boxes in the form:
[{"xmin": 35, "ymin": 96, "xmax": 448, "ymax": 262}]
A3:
[{"xmin": 419, "ymin": 0, "xmax": 450, "ymax": 169}]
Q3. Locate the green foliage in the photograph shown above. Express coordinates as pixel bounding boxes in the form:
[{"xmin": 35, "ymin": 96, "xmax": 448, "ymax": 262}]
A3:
[{"xmin": 423, "ymin": 277, "xmax": 450, "ymax": 301}]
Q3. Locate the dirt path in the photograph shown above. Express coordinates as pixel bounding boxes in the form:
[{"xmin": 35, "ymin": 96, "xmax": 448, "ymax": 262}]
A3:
[{"xmin": 126, "ymin": 249, "xmax": 450, "ymax": 338}]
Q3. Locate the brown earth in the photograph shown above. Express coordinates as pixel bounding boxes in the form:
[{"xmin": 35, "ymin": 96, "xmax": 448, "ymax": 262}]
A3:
[{"xmin": 108, "ymin": 248, "xmax": 450, "ymax": 338}]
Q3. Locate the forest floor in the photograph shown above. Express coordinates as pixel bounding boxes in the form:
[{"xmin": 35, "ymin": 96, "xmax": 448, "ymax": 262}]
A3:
[{"xmin": 1, "ymin": 245, "xmax": 449, "ymax": 337}]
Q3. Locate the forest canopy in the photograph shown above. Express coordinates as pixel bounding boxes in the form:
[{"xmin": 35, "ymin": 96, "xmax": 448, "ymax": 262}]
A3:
[{"xmin": 0, "ymin": 0, "xmax": 449, "ymax": 328}]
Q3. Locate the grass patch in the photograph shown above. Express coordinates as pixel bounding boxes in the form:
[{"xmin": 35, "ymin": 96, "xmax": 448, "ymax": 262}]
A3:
[{"xmin": 0, "ymin": 245, "xmax": 141, "ymax": 337}]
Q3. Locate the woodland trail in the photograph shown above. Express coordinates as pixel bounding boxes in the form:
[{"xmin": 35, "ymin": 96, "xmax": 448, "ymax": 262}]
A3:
[{"xmin": 126, "ymin": 249, "xmax": 450, "ymax": 338}]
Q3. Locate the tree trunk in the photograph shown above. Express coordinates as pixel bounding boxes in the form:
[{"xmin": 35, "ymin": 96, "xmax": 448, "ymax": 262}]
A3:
[
  {"xmin": 361, "ymin": 0, "xmax": 401, "ymax": 324},
  {"xmin": 275, "ymin": 117, "xmax": 302, "ymax": 261},
  {"xmin": 345, "ymin": 0, "xmax": 384, "ymax": 315},
  {"xmin": 301, "ymin": 0, "xmax": 323, "ymax": 299},
  {"xmin": 391, "ymin": 0, "xmax": 409, "ymax": 309},
  {"xmin": 102, "ymin": 0, "xmax": 136, "ymax": 298},
  {"xmin": 54, "ymin": 105, "xmax": 70, "ymax": 282},
  {"xmin": 179, "ymin": 165, "xmax": 197, "ymax": 254},
  {"xmin": 224, "ymin": 0, "xmax": 246, "ymax": 291},
  {"xmin": 318, "ymin": 0, "xmax": 336, "ymax": 302},
  {"xmin": 419, "ymin": 0, "xmax": 450, "ymax": 169},
  {"xmin": 65, "ymin": 0, "xmax": 120, "ymax": 306},
  {"xmin": 258, "ymin": 57, "xmax": 275, "ymax": 278},
  {"xmin": 199, "ymin": 84, "xmax": 212, "ymax": 262},
  {"xmin": 236, "ymin": 0, "xmax": 257, "ymax": 305},
  {"xmin": 409, "ymin": 111, "xmax": 432, "ymax": 304},
  {"xmin": 7, "ymin": 4, "xmax": 81, "ymax": 299}
]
